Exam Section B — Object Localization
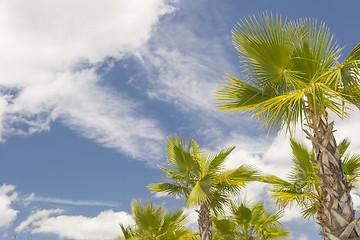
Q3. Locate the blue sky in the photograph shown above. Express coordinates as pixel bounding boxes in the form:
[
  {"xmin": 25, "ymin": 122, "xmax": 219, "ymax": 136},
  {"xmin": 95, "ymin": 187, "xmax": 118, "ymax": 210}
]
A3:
[{"xmin": 1, "ymin": 0, "xmax": 360, "ymax": 239}]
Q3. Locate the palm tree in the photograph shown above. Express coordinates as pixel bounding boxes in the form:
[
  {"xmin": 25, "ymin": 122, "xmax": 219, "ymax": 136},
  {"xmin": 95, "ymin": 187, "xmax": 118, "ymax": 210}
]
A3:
[
  {"xmin": 213, "ymin": 200, "xmax": 290, "ymax": 240},
  {"xmin": 149, "ymin": 134, "xmax": 259, "ymax": 240},
  {"xmin": 216, "ymin": 13, "xmax": 360, "ymax": 239},
  {"xmin": 263, "ymin": 139, "xmax": 360, "ymax": 220},
  {"xmin": 117, "ymin": 199, "xmax": 196, "ymax": 240}
]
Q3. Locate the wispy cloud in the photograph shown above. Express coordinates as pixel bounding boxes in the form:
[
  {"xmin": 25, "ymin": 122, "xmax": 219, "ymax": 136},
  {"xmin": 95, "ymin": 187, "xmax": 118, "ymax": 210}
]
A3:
[{"xmin": 24, "ymin": 193, "xmax": 121, "ymax": 208}]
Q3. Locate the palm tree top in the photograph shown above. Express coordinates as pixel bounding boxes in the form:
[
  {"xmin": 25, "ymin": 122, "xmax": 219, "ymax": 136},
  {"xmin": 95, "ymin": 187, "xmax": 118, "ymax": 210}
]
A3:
[
  {"xmin": 149, "ymin": 134, "xmax": 259, "ymax": 215},
  {"xmin": 213, "ymin": 199, "xmax": 290, "ymax": 239},
  {"xmin": 117, "ymin": 199, "xmax": 196, "ymax": 240},
  {"xmin": 216, "ymin": 12, "xmax": 360, "ymax": 133}
]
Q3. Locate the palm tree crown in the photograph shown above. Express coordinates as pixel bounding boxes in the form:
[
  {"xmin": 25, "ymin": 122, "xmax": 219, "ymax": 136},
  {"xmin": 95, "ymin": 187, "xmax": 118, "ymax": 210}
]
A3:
[
  {"xmin": 149, "ymin": 134, "xmax": 259, "ymax": 240},
  {"xmin": 213, "ymin": 200, "xmax": 290, "ymax": 240},
  {"xmin": 149, "ymin": 134, "xmax": 258, "ymax": 214},
  {"xmin": 216, "ymin": 13, "xmax": 360, "ymax": 133},
  {"xmin": 117, "ymin": 199, "xmax": 195, "ymax": 240}
]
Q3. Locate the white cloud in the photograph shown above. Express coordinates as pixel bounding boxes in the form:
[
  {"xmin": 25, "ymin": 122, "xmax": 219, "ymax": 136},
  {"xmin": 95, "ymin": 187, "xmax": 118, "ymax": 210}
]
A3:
[
  {"xmin": 297, "ymin": 233, "xmax": 309, "ymax": 240},
  {"xmin": 281, "ymin": 205, "xmax": 304, "ymax": 223},
  {"xmin": 153, "ymin": 192, "xmax": 169, "ymax": 199},
  {"xmin": 0, "ymin": 184, "xmax": 19, "ymax": 228},
  {"xmin": 333, "ymin": 107, "xmax": 360, "ymax": 155},
  {"xmin": 17, "ymin": 209, "xmax": 133, "ymax": 240},
  {"xmin": 183, "ymin": 206, "xmax": 199, "ymax": 231},
  {"xmin": 350, "ymin": 190, "xmax": 360, "ymax": 211},
  {"xmin": 0, "ymin": 0, "xmax": 176, "ymax": 161},
  {"xmin": 16, "ymin": 209, "xmax": 63, "ymax": 233},
  {"xmin": 0, "ymin": 0, "xmax": 175, "ymax": 80}
]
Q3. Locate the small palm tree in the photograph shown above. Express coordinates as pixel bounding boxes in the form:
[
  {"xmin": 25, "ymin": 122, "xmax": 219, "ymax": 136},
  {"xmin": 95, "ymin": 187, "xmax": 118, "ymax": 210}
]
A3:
[
  {"xmin": 216, "ymin": 13, "xmax": 360, "ymax": 239},
  {"xmin": 213, "ymin": 200, "xmax": 290, "ymax": 240},
  {"xmin": 117, "ymin": 199, "xmax": 195, "ymax": 240},
  {"xmin": 149, "ymin": 134, "xmax": 259, "ymax": 240},
  {"xmin": 263, "ymin": 139, "xmax": 360, "ymax": 220}
]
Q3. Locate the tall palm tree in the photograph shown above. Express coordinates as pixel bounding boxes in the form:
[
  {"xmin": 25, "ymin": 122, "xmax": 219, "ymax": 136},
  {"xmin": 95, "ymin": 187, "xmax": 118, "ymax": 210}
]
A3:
[
  {"xmin": 117, "ymin": 199, "xmax": 196, "ymax": 240},
  {"xmin": 149, "ymin": 134, "xmax": 259, "ymax": 240},
  {"xmin": 263, "ymin": 139, "xmax": 360, "ymax": 220},
  {"xmin": 216, "ymin": 13, "xmax": 360, "ymax": 239},
  {"xmin": 213, "ymin": 200, "xmax": 290, "ymax": 240}
]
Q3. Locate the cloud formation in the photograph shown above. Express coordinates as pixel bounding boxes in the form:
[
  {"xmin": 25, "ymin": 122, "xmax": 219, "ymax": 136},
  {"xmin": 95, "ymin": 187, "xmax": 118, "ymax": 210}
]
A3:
[
  {"xmin": 17, "ymin": 209, "xmax": 133, "ymax": 240},
  {"xmin": 0, "ymin": 184, "xmax": 18, "ymax": 228},
  {"xmin": 0, "ymin": 0, "xmax": 175, "ymax": 160},
  {"xmin": 24, "ymin": 193, "xmax": 121, "ymax": 208}
]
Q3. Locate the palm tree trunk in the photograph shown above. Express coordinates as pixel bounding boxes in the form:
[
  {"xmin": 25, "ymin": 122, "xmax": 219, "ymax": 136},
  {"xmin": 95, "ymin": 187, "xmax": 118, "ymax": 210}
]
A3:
[
  {"xmin": 304, "ymin": 106, "xmax": 360, "ymax": 239},
  {"xmin": 197, "ymin": 203, "xmax": 212, "ymax": 240}
]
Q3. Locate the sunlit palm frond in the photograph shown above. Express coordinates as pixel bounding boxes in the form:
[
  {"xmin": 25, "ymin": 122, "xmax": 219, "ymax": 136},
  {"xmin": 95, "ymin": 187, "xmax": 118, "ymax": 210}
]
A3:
[
  {"xmin": 186, "ymin": 176, "xmax": 211, "ymax": 207},
  {"xmin": 166, "ymin": 134, "xmax": 199, "ymax": 177},
  {"xmin": 221, "ymin": 164, "xmax": 259, "ymax": 186},
  {"xmin": 118, "ymin": 223, "xmax": 135, "ymax": 240},
  {"xmin": 292, "ymin": 18, "xmax": 340, "ymax": 80},
  {"xmin": 343, "ymin": 153, "xmax": 360, "ymax": 181},
  {"xmin": 216, "ymin": 75, "xmax": 272, "ymax": 112},
  {"xmin": 233, "ymin": 13, "xmax": 303, "ymax": 93},
  {"xmin": 148, "ymin": 182, "xmax": 190, "ymax": 199},
  {"xmin": 271, "ymin": 185, "xmax": 318, "ymax": 210},
  {"xmin": 131, "ymin": 200, "xmax": 163, "ymax": 233},
  {"xmin": 157, "ymin": 166, "xmax": 186, "ymax": 183},
  {"xmin": 301, "ymin": 202, "xmax": 318, "ymax": 219},
  {"xmin": 338, "ymin": 138, "xmax": 351, "ymax": 156},
  {"xmin": 325, "ymin": 42, "xmax": 360, "ymax": 107},
  {"xmin": 248, "ymin": 89, "xmax": 306, "ymax": 132},
  {"xmin": 207, "ymin": 146, "xmax": 236, "ymax": 173}
]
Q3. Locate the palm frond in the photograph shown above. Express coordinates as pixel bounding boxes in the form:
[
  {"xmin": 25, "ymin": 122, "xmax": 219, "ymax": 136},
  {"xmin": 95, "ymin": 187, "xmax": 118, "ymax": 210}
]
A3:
[
  {"xmin": 166, "ymin": 134, "xmax": 198, "ymax": 176},
  {"xmin": 343, "ymin": 153, "xmax": 360, "ymax": 176},
  {"xmin": 216, "ymin": 75, "xmax": 272, "ymax": 111},
  {"xmin": 207, "ymin": 146, "xmax": 236, "ymax": 173},
  {"xmin": 149, "ymin": 182, "xmax": 190, "ymax": 199},
  {"xmin": 338, "ymin": 138, "xmax": 351, "ymax": 157},
  {"xmin": 185, "ymin": 180, "xmax": 209, "ymax": 207},
  {"xmin": 119, "ymin": 223, "xmax": 135, "ymax": 240}
]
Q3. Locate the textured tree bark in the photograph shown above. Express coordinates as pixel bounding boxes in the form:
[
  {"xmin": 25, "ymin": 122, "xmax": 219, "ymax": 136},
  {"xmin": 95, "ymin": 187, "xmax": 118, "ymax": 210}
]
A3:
[
  {"xmin": 197, "ymin": 203, "xmax": 212, "ymax": 240},
  {"xmin": 304, "ymin": 106, "xmax": 360, "ymax": 240}
]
